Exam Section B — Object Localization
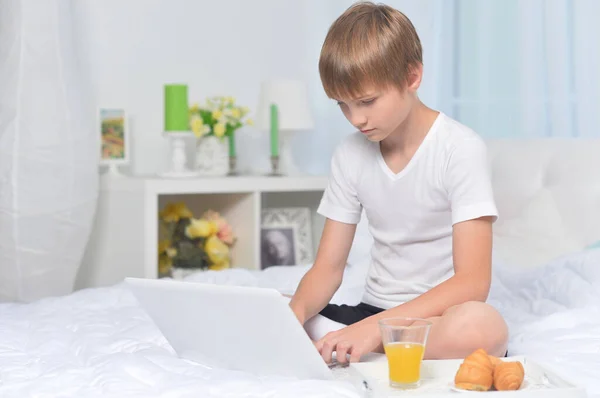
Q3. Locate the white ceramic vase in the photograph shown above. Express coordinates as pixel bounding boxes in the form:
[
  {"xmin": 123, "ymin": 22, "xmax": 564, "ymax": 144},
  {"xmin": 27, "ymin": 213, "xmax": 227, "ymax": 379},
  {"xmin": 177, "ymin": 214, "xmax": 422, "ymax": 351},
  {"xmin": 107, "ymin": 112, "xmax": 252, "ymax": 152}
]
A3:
[{"xmin": 195, "ymin": 135, "xmax": 229, "ymax": 176}]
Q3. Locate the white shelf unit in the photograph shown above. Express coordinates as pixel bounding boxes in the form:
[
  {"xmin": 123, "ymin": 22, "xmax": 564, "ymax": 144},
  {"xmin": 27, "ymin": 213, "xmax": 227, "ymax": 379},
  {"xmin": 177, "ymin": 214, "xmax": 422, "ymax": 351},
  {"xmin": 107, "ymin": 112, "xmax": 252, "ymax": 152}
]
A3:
[{"xmin": 75, "ymin": 175, "xmax": 328, "ymax": 290}]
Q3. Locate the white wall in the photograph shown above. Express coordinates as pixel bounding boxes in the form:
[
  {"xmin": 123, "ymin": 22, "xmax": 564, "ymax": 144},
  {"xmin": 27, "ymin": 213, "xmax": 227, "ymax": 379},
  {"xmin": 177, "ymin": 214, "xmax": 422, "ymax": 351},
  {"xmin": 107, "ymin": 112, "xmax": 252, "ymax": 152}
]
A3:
[{"xmin": 70, "ymin": 0, "xmax": 444, "ymax": 176}]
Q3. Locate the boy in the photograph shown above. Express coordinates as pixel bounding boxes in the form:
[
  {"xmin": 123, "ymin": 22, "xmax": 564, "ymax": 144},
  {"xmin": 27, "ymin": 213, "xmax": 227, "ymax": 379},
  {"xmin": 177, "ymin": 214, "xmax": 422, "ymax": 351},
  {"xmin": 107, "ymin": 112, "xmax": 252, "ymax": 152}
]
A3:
[{"xmin": 288, "ymin": 2, "xmax": 508, "ymax": 364}]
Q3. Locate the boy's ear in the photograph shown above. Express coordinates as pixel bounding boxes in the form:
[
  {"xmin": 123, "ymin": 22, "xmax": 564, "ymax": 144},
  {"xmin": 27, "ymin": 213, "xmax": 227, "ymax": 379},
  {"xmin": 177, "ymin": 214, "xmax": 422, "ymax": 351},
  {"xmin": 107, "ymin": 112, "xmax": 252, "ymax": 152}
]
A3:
[{"xmin": 406, "ymin": 63, "xmax": 423, "ymax": 92}]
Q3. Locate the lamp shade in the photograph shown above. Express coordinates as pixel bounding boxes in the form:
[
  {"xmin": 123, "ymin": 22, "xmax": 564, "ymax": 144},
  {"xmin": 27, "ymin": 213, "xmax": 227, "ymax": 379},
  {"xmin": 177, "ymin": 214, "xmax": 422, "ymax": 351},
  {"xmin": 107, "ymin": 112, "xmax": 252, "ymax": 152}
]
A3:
[{"xmin": 255, "ymin": 79, "xmax": 314, "ymax": 131}]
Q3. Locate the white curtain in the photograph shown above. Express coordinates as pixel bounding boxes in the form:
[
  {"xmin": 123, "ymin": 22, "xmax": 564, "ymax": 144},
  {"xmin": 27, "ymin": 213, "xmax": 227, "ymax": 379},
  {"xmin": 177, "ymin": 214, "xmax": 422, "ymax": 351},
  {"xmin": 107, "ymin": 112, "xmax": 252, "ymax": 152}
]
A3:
[
  {"xmin": 451, "ymin": 0, "xmax": 600, "ymax": 138},
  {"xmin": 0, "ymin": 0, "xmax": 97, "ymax": 302}
]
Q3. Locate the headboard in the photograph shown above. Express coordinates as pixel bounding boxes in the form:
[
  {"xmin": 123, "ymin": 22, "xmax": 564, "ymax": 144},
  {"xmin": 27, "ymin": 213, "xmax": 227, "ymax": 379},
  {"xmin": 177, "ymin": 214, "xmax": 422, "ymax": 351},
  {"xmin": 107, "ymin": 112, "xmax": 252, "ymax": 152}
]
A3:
[
  {"xmin": 487, "ymin": 139, "xmax": 600, "ymax": 268},
  {"xmin": 348, "ymin": 139, "xmax": 600, "ymax": 270}
]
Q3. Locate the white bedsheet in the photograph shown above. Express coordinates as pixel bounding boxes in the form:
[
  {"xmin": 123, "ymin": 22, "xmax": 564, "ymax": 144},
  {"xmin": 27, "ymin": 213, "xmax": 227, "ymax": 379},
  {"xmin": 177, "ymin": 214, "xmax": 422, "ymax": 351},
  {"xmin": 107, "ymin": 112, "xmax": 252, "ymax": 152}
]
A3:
[
  {"xmin": 487, "ymin": 249, "xmax": 600, "ymax": 396},
  {"xmin": 0, "ymin": 250, "xmax": 599, "ymax": 397}
]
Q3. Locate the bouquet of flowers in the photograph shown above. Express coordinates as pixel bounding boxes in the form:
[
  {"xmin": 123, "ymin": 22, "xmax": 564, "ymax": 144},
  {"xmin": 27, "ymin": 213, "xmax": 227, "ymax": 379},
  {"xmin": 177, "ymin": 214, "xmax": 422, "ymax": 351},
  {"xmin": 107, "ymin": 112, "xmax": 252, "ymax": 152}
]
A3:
[
  {"xmin": 189, "ymin": 96, "xmax": 253, "ymax": 139},
  {"xmin": 158, "ymin": 202, "xmax": 236, "ymax": 277}
]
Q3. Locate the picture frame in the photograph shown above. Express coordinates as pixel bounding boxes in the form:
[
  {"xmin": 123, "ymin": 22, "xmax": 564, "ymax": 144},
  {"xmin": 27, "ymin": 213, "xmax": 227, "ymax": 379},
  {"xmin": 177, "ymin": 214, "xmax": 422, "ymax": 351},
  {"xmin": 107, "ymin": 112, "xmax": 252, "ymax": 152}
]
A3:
[
  {"xmin": 99, "ymin": 108, "xmax": 129, "ymax": 166},
  {"xmin": 260, "ymin": 207, "xmax": 313, "ymax": 269}
]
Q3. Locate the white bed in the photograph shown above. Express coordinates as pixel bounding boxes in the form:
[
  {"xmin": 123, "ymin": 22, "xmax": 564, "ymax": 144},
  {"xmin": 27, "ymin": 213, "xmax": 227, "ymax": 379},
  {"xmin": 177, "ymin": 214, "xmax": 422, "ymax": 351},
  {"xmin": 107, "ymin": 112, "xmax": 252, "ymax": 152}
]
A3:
[{"xmin": 1, "ymin": 139, "xmax": 599, "ymax": 398}]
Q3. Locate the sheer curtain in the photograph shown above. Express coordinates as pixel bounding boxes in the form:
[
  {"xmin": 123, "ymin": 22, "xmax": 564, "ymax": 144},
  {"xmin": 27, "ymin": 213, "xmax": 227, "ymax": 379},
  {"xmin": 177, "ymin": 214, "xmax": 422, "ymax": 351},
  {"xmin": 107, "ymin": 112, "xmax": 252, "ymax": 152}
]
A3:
[
  {"xmin": 0, "ymin": 0, "xmax": 97, "ymax": 302},
  {"xmin": 452, "ymin": 0, "xmax": 600, "ymax": 138}
]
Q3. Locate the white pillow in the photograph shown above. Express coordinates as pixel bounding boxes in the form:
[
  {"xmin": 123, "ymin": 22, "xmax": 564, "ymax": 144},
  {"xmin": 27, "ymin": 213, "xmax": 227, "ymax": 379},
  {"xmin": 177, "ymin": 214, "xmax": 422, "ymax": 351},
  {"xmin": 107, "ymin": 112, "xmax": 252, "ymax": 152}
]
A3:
[{"xmin": 493, "ymin": 188, "xmax": 582, "ymax": 269}]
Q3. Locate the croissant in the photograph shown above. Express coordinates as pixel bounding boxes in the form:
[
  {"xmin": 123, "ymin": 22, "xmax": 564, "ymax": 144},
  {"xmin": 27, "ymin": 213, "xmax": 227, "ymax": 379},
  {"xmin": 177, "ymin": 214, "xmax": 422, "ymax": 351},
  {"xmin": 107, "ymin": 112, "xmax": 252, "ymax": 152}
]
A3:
[
  {"xmin": 463, "ymin": 349, "xmax": 494, "ymax": 373},
  {"xmin": 454, "ymin": 349, "xmax": 494, "ymax": 391},
  {"xmin": 488, "ymin": 354, "xmax": 502, "ymax": 368},
  {"xmin": 493, "ymin": 361, "xmax": 525, "ymax": 391}
]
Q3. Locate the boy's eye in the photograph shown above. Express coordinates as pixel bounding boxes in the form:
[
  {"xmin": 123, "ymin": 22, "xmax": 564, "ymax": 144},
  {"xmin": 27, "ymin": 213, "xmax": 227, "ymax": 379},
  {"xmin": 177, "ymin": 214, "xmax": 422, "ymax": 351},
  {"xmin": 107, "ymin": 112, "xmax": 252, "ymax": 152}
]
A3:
[{"xmin": 361, "ymin": 98, "xmax": 376, "ymax": 105}]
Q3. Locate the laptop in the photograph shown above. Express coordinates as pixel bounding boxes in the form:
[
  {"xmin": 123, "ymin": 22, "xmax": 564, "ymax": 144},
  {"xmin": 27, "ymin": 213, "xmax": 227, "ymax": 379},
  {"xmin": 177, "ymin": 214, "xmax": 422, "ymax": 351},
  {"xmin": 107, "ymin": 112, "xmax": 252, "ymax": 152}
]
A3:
[{"xmin": 125, "ymin": 277, "xmax": 364, "ymax": 383}]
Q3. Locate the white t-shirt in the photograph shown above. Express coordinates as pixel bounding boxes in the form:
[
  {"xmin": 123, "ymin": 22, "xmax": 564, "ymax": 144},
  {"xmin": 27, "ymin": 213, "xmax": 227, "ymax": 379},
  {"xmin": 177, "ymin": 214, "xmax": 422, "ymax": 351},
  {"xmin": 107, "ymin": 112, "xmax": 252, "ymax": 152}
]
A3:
[{"xmin": 317, "ymin": 113, "xmax": 498, "ymax": 309}]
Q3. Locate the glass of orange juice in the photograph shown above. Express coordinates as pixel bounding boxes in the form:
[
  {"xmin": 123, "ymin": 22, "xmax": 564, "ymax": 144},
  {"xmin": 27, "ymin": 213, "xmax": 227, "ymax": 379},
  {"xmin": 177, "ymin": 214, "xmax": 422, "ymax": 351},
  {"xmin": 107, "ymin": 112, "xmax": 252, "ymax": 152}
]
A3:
[{"xmin": 378, "ymin": 317, "xmax": 432, "ymax": 389}]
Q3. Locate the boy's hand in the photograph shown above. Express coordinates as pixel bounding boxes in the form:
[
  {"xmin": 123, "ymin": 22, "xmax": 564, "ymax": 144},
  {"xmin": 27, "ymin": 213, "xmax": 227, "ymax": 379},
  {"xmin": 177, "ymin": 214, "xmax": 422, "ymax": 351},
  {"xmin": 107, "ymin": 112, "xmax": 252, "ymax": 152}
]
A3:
[{"xmin": 314, "ymin": 319, "xmax": 381, "ymax": 364}]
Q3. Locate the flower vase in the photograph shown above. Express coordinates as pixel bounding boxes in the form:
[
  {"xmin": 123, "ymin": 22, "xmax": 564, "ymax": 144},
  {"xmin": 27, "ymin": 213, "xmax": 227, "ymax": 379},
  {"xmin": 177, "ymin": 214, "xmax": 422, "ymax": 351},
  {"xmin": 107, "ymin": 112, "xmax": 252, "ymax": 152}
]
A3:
[{"xmin": 195, "ymin": 136, "xmax": 230, "ymax": 176}]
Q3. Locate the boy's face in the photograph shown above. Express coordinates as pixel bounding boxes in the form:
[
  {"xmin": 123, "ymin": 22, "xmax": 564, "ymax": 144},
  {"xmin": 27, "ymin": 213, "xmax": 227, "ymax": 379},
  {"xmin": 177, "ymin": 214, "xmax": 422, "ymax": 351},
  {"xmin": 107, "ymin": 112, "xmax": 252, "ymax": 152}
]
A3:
[
  {"xmin": 333, "ymin": 61, "xmax": 424, "ymax": 142},
  {"xmin": 335, "ymin": 85, "xmax": 415, "ymax": 142}
]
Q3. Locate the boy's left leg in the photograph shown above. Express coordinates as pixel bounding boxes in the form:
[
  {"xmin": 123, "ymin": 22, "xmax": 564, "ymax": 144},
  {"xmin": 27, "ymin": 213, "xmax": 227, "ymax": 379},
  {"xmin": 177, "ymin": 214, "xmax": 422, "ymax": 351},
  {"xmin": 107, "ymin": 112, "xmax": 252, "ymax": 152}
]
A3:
[{"xmin": 422, "ymin": 301, "xmax": 508, "ymax": 359}]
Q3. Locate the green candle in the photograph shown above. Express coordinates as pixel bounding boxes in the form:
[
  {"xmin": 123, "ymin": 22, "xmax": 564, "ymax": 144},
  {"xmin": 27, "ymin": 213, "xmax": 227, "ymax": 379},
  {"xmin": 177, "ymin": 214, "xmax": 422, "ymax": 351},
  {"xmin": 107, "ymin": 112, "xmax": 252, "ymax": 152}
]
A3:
[
  {"xmin": 164, "ymin": 84, "xmax": 189, "ymax": 131},
  {"xmin": 270, "ymin": 103, "xmax": 279, "ymax": 157},
  {"xmin": 228, "ymin": 130, "xmax": 236, "ymax": 157}
]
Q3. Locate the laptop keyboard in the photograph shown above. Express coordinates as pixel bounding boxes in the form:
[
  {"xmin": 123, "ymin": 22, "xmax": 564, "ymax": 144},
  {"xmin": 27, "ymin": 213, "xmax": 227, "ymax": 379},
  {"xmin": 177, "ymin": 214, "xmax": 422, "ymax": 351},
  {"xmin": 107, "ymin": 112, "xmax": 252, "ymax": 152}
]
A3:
[{"xmin": 327, "ymin": 359, "xmax": 349, "ymax": 369}]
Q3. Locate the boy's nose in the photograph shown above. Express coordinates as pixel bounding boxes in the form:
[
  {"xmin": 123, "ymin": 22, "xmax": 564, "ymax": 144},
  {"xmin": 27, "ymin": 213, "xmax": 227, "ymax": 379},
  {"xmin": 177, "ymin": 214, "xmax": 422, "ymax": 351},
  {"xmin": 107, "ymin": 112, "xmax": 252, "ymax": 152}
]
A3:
[{"xmin": 349, "ymin": 112, "xmax": 367, "ymax": 129}]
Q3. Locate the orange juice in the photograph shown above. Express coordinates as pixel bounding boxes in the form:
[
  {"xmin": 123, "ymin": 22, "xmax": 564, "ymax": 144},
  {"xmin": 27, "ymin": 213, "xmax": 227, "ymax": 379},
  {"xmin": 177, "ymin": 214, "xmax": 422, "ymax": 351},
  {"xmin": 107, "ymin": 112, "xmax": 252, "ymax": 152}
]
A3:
[{"xmin": 383, "ymin": 342, "xmax": 425, "ymax": 385}]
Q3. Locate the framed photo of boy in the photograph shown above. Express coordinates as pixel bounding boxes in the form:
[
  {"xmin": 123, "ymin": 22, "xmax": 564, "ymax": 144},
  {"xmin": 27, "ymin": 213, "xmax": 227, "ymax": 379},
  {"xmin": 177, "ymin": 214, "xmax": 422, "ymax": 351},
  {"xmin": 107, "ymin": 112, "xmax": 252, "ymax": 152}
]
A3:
[
  {"xmin": 99, "ymin": 108, "xmax": 129, "ymax": 165},
  {"xmin": 260, "ymin": 207, "xmax": 314, "ymax": 269}
]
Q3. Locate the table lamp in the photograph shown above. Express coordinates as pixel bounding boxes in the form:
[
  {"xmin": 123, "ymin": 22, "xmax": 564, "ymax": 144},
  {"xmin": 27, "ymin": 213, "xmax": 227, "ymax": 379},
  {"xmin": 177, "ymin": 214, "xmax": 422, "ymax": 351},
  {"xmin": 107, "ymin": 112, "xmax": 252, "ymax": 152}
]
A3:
[{"xmin": 255, "ymin": 79, "xmax": 314, "ymax": 175}]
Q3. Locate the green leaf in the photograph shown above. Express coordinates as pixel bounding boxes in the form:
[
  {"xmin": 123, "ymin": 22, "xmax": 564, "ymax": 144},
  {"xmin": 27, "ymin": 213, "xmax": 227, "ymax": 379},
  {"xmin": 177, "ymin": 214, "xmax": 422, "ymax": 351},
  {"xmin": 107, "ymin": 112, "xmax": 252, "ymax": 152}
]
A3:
[{"xmin": 200, "ymin": 110, "xmax": 212, "ymax": 125}]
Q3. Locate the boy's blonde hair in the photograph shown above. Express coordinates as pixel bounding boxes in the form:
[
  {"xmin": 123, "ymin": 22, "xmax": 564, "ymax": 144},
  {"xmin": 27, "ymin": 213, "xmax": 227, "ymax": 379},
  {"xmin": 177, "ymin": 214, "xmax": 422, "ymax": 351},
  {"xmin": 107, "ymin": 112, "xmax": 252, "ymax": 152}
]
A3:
[{"xmin": 319, "ymin": 1, "xmax": 423, "ymax": 100}]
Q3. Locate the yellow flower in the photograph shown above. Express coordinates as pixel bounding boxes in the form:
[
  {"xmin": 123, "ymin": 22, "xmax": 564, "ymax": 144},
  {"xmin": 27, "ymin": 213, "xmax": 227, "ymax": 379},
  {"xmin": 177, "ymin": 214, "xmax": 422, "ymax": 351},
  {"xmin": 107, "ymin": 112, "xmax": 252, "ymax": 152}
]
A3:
[
  {"xmin": 191, "ymin": 116, "xmax": 202, "ymax": 134},
  {"xmin": 158, "ymin": 239, "xmax": 172, "ymax": 255},
  {"xmin": 230, "ymin": 108, "xmax": 241, "ymax": 119},
  {"xmin": 226, "ymin": 96, "xmax": 235, "ymax": 105},
  {"xmin": 212, "ymin": 109, "xmax": 223, "ymax": 120},
  {"xmin": 158, "ymin": 239, "xmax": 175, "ymax": 275},
  {"xmin": 159, "ymin": 256, "xmax": 173, "ymax": 275},
  {"xmin": 189, "ymin": 103, "xmax": 199, "ymax": 113},
  {"xmin": 185, "ymin": 218, "xmax": 215, "ymax": 239},
  {"xmin": 214, "ymin": 122, "xmax": 226, "ymax": 137},
  {"xmin": 204, "ymin": 235, "xmax": 229, "ymax": 265},
  {"xmin": 208, "ymin": 259, "xmax": 230, "ymax": 271},
  {"xmin": 245, "ymin": 118, "xmax": 253, "ymax": 126},
  {"xmin": 240, "ymin": 106, "xmax": 250, "ymax": 116},
  {"xmin": 160, "ymin": 202, "xmax": 193, "ymax": 223},
  {"xmin": 191, "ymin": 116, "xmax": 210, "ymax": 138}
]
